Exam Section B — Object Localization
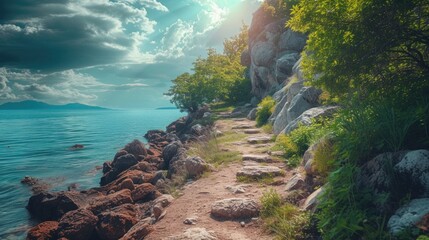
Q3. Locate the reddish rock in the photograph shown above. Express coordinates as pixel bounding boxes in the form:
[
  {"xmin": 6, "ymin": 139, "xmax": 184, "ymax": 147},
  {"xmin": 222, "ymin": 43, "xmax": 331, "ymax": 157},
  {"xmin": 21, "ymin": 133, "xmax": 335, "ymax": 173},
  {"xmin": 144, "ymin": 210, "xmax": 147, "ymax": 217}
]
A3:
[
  {"xmin": 96, "ymin": 204, "xmax": 139, "ymax": 240},
  {"xmin": 118, "ymin": 178, "xmax": 135, "ymax": 191},
  {"xmin": 147, "ymin": 148, "xmax": 161, "ymax": 157},
  {"xmin": 123, "ymin": 139, "xmax": 147, "ymax": 160},
  {"xmin": 57, "ymin": 209, "xmax": 98, "ymax": 240},
  {"xmin": 27, "ymin": 221, "xmax": 58, "ymax": 240},
  {"xmin": 129, "ymin": 161, "xmax": 153, "ymax": 172},
  {"xmin": 111, "ymin": 154, "xmax": 138, "ymax": 173},
  {"xmin": 131, "ymin": 183, "xmax": 156, "ymax": 202},
  {"xmin": 27, "ymin": 191, "xmax": 99, "ymax": 221},
  {"xmin": 118, "ymin": 170, "xmax": 145, "ymax": 184},
  {"xmin": 100, "ymin": 170, "xmax": 145, "ymax": 194},
  {"xmin": 119, "ymin": 221, "xmax": 153, "ymax": 240},
  {"xmin": 114, "ymin": 150, "xmax": 128, "ymax": 161},
  {"xmin": 88, "ymin": 189, "xmax": 133, "ymax": 215}
]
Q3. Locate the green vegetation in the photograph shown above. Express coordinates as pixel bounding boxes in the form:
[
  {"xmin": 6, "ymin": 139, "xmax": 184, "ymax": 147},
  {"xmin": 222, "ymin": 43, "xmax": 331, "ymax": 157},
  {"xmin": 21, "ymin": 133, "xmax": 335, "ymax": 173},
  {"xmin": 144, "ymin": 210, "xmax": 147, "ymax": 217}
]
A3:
[
  {"xmin": 255, "ymin": 96, "xmax": 276, "ymax": 127},
  {"xmin": 285, "ymin": 0, "xmax": 429, "ymax": 239},
  {"xmin": 166, "ymin": 25, "xmax": 251, "ymax": 112},
  {"xmin": 261, "ymin": 189, "xmax": 311, "ymax": 240}
]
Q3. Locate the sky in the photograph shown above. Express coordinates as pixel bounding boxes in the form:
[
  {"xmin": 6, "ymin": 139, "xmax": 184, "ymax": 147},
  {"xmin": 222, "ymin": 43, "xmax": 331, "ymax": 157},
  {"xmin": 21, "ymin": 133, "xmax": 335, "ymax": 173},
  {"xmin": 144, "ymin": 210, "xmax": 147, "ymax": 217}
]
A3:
[{"xmin": 0, "ymin": 0, "xmax": 262, "ymax": 109}]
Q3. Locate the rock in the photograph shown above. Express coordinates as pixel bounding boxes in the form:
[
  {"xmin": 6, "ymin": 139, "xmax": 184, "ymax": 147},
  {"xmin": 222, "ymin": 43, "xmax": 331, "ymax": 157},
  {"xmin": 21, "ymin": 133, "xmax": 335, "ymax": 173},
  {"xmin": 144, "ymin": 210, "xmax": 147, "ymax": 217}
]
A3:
[
  {"xmin": 69, "ymin": 144, "xmax": 84, "ymax": 150},
  {"xmin": 203, "ymin": 112, "xmax": 211, "ymax": 118},
  {"xmin": 241, "ymin": 49, "xmax": 251, "ymax": 66},
  {"xmin": 284, "ymin": 106, "xmax": 338, "ymax": 134},
  {"xmin": 191, "ymin": 124, "xmax": 204, "ymax": 135},
  {"xmin": 417, "ymin": 213, "xmax": 429, "ymax": 232},
  {"xmin": 88, "ymin": 189, "xmax": 133, "ymax": 215},
  {"xmin": 225, "ymin": 185, "xmax": 249, "ymax": 194},
  {"xmin": 232, "ymin": 124, "xmax": 254, "ymax": 129},
  {"xmin": 285, "ymin": 174, "xmax": 305, "ymax": 191},
  {"xmin": 242, "ymin": 154, "xmax": 272, "ymax": 163},
  {"xmin": 119, "ymin": 221, "xmax": 153, "ymax": 240},
  {"xmin": 96, "ymin": 204, "xmax": 139, "ymax": 240},
  {"xmin": 269, "ymin": 94, "xmax": 288, "ymax": 124},
  {"xmin": 211, "ymin": 198, "xmax": 260, "ymax": 220},
  {"xmin": 251, "ymin": 41, "xmax": 276, "ymax": 67},
  {"xmin": 302, "ymin": 187, "xmax": 324, "ymax": 211},
  {"xmin": 272, "ymin": 81, "xmax": 304, "ymax": 134},
  {"xmin": 165, "ymin": 228, "xmax": 217, "ymax": 240},
  {"xmin": 387, "ymin": 198, "xmax": 429, "ymax": 235},
  {"xmin": 123, "ymin": 139, "xmax": 147, "ymax": 160},
  {"xmin": 184, "ymin": 216, "xmax": 198, "ymax": 225},
  {"xmin": 278, "ymin": 29, "xmax": 307, "ymax": 52},
  {"xmin": 27, "ymin": 221, "xmax": 58, "ymax": 240},
  {"xmin": 243, "ymin": 129, "xmax": 261, "ymax": 134},
  {"xmin": 395, "ymin": 150, "xmax": 429, "ymax": 196},
  {"xmin": 57, "ymin": 209, "xmax": 98, "ymax": 240},
  {"xmin": 275, "ymin": 52, "xmax": 300, "ymax": 81},
  {"xmin": 27, "ymin": 191, "xmax": 97, "ymax": 221},
  {"xmin": 240, "ymin": 221, "xmax": 245, "ymax": 227},
  {"xmin": 237, "ymin": 166, "xmax": 283, "ymax": 179},
  {"xmin": 21, "ymin": 176, "xmax": 51, "ymax": 194},
  {"xmin": 285, "ymin": 87, "xmax": 322, "ymax": 126},
  {"xmin": 247, "ymin": 108, "xmax": 258, "ymax": 120},
  {"xmin": 111, "ymin": 154, "xmax": 138, "ymax": 173},
  {"xmin": 102, "ymin": 161, "xmax": 112, "ymax": 174},
  {"xmin": 131, "ymin": 183, "xmax": 156, "ymax": 202},
  {"xmin": 247, "ymin": 136, "xmax": 272, "ymax": 144},
  {"xmin": 162, "ymin": 141, "xmax": 183, "ymax": 166},
  {"xmin": 118, "ymin": 178, "xmax": 135, "ymax": 191}
]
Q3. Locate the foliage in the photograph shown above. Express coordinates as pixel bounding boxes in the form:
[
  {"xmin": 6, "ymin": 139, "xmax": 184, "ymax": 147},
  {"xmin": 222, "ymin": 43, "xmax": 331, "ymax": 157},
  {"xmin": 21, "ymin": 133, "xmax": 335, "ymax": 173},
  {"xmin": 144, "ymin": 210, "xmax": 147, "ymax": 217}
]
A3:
[
  {"xmin": 261, "ymin": 0, "xmax": 299, "ymax": 18},
  {"xmin": 166, "ymin": 25, "xmax": 251, "ymax": 112},
  {"xmin": 256, "ymin": 96, "xmax": 276, "ymax": 127},
  {"xmin": 261, "ymin": 189, "xmax": 311, "ymax": 240},
  {"xmin": 261, "ymin": 123, "xmax": 273, "ymax": 134},
  {"xmin": 312, "ymin": 137, "xmax": 336, "ymax": 177}
]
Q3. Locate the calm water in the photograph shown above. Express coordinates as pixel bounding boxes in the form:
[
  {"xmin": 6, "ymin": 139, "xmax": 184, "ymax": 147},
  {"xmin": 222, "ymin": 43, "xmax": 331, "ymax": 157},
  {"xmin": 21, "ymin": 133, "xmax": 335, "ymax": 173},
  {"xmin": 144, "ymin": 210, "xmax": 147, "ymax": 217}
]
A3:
[{"xmin": 0, "ymin": 109, "xmax": 185, "ymax": 239}]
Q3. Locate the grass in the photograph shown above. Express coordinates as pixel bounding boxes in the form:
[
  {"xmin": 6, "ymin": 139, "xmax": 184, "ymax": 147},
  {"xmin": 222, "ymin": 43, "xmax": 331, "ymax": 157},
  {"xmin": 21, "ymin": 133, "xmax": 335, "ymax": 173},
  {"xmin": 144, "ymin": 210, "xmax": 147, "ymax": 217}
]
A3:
[
  {"xmin": 237, "ymin": 175, "xmax": 276, "ymax": 185},
  {"xmin": 262, "ymin": 124, "xmax": 273, "ymax": 133},
  {"xmin": 210, "ymin": 102, "xmax": 235, "ymax": 113},
  {"xmin": 260, "ymin": 189, "xmax": 311, "ymax": 240}
]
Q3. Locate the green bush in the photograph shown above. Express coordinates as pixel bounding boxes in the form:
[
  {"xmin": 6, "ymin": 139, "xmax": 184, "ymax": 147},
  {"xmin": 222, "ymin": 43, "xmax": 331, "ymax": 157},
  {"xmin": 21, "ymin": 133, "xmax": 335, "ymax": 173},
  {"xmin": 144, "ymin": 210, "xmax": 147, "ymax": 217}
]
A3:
[
  {"xmin": 256, "ymin": 96, "xmax": 276, "ymax": 127},
  {"xmin": 313, "ymin": 136, "xmax": 336, "ymax": 177},
  {"xmin": 261, "ymin": 189, "xmax": 311, "ymax": 240}
]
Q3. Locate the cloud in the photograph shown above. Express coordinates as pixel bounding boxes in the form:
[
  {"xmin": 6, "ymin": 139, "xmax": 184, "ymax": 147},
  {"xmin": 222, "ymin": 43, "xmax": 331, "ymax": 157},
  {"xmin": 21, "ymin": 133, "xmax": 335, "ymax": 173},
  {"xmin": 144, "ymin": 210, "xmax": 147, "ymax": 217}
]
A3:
[
  {"xmin": 136, "ymin": 0, "xmax": 169, "ymax": 12},
  {"xmin": 0, "ymin": 0, "xmax": 156, "ymax": 71}
]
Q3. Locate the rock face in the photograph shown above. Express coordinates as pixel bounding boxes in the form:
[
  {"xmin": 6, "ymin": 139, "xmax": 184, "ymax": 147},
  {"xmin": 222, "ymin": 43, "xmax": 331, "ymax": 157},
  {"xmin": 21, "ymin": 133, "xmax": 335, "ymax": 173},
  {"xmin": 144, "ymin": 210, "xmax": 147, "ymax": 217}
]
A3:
[
  {"xmin": 211, "ymin": 198, "xmax": 260, "ymax": 220},
  {"xmin": 388, "ymin": 198, "xmax": 429, "ymax": 235},
  {"xmin": 56, "ymin": 209, "xmax": 98, "ymax": 240},
  {"xmin": 284, "ymin": 106, "xmax": 338, "ymax": 134}
]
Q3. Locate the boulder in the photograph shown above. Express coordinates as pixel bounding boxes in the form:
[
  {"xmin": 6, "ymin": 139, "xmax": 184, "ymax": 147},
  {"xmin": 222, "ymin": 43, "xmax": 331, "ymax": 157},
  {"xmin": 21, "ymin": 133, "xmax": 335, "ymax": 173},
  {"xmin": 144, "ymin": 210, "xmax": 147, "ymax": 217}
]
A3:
[
  {"xmin": 272, "ymin": 81, "xmax": 304, "ymax": 134},
  {"xmin": 269, "ymin": 94, "xmax": 288, "ymax": 124},
  {"xmin": 251, "ymin": 42, "xmax": 276, "ymax": 67},
  {"xmin": 278, "ymin": 29, "xmax": 307, "ymax": 52},
  {"xmin": 285, "ymin": 174, "xmax": 305, "ymax": 191},
  {"xmin": 247, "ymin": 108, "xmax": 258, "ymax": 120},
  {"xmin": 27, "ymin": 221, "xmax": 58, "ymax": 240},
  {"xmin": 111, "ymin": 154, "xmax": 138, "ymax": 173},
  {"xmin": 284, "ymin": 106, "xmax": 338, "ymax": 134},
  {"xmin": 387, "ymin": 198, "xmax": 429, "ymax": 235},
  {"xmin": 96, "ymin": 204, "xmax": 139, "ymax": 240},
  {"xmin": 191, "ymin": 124, "xmax": 204, "ymax": 136},
  {"xmin": 302, "ymin": 187, "xmax": 324, "ymax": 211},
  {"xmin": 394, "ymin": 150, "xmax": 429, "ymax": 197},
  {"xmin": 236, "ymin": 165, "xmax": 283, "ymax": 179},
  {"xmin": 162, "ymin": 141, "xmax": 183, "ymax": 166},
  {"xmin": 123, "ymin": 139, "xmax": 147, "ymax": 160},
  {"xmin": 131, "ymin": 183, "xmax": 156, "ymax": 202},
  {"xmin": 185, "ymin": 156, "xmax": 208, "ymax": 177},
  {"xmin": 88, "ymin": 189, "xmax": 133, "ymax": 215},
  {"xmin": 27, "ymin": 191, "xmax": 97, "ymax": 221},
  {"xmin": 241, "ymin": 49, "xmax": 251, "ymax": 66},
  {"xmin": 285, "ymin": 87, "xmax": 322, "ymax": 126},
  {"xmin": 57, "ymin": 209, "xmax": 98, "ymax": 240},
  {"xmin": 275, "ymin": 52, "xmax": 300, "ymax": 82},
  {"xmin": 211, "ymin": 198, "xmax": 260, "ymax": 219},
  {"xmin": 119, "ymin": 221, "xmax": 153, "ymax": 240}
]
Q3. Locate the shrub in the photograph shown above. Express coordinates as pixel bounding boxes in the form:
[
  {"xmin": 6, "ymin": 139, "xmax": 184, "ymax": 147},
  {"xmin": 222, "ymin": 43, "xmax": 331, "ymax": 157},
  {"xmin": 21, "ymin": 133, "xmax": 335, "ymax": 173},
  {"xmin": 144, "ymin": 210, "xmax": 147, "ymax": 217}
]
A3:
[
  {"xmin": 261, "ymin": 189, "xmax": 311, "ymax": 240},
  {"xmin": 312, "ymin": 137, "xmax": 336, "ymax": 177},
  {"xmin": 256, "ymin": 96, "xmax": 276, "ymax": 127}
]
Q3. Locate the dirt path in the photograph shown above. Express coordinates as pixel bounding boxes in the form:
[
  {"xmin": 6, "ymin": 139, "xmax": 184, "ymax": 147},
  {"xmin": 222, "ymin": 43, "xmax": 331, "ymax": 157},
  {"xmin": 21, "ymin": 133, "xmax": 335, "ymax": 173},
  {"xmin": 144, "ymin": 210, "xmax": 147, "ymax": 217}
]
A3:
[{"xmin": 146, "ymin": 117, "xmax": 295, "ymax": 240}]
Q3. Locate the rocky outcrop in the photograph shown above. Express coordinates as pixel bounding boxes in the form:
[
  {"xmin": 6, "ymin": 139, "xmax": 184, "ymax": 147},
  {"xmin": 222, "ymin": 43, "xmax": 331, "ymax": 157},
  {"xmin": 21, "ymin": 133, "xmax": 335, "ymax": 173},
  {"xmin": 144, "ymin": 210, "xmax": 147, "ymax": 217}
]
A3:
[
  {"xmin": 211, "ymin": 198, "xmax": 260, "ymax": 220},
  {"xmin": 246, "ymin": 5, "xmax": 306, "ymax": 99},
  {"xmin": 27, "ymin": 221, "xmax": 58, "ymax": 240},
  {"xmin": 284, "ymin": 106, "xmax": 338, "ymax": 134},
  {"xmin": 394, "ymin": 150, "xmax": 429, "ymax": 197},
  {"xmin": 96, "ymin": 204, "xmax": 139, "ymax": 240},
  {"xmin": 56, "ymin": 209, "xmax": 98, "ymax": 240}
]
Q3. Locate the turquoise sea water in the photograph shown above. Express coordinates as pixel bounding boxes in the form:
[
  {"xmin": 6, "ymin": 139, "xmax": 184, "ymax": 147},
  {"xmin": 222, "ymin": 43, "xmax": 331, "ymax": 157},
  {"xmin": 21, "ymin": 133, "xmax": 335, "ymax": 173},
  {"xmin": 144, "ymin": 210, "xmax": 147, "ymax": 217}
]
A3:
[{"xmin": 0, "ymin": 109, "xmax": 185, "ymax": 239}]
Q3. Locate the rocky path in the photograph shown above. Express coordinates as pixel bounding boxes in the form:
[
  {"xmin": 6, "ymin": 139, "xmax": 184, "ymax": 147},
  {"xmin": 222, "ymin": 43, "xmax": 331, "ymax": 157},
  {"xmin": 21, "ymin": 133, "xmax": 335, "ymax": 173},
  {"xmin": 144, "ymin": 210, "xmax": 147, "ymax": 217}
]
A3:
[{"xmin": 146, "ymin": 117, "xmax": 295, "ymax": 240}]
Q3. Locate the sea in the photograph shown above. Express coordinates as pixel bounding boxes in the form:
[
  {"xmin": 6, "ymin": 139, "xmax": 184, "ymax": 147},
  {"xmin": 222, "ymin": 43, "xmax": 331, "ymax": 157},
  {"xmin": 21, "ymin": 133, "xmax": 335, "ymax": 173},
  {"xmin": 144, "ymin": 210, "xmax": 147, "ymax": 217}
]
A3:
[{"xmin": 0, "ymin": 109, "xmax": 186, "ymax": 239}]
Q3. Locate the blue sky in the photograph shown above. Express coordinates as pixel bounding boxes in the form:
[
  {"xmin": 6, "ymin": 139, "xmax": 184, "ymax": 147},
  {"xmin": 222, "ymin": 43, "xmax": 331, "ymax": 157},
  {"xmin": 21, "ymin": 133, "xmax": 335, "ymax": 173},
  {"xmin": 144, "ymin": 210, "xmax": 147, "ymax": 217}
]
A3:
[{"xmin": 0, "ymin": 0, "xmax": 262, "ymax": 108}]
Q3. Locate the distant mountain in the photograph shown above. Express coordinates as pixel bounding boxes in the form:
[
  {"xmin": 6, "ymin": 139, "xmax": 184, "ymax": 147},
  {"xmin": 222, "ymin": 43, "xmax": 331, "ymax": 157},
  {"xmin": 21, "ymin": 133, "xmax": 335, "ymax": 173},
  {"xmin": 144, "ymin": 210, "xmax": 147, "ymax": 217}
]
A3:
[{"xmin": 0, "ymin": 100, "xmax": 108, "ymax": 110}]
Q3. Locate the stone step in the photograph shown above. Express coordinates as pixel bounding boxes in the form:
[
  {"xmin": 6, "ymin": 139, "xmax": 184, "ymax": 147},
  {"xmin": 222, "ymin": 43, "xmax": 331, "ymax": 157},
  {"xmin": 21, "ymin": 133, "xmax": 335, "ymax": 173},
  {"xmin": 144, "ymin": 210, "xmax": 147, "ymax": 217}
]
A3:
[
  {"xmin": 232, "ymin": 124, "xmax": 254, "ymax": 129},
  {"xmin": 243, "ymin": 129, "xmax": 261, "ymax": 134},
  {"xmin": 232, "ymin": 118, "xmax": 247, "ymax": 122},
  {"xmin": 242, "ymin": 154, "xmax": 273, "ymax": 163},
  {"xmin": 247, "ymin": 136, "xmax": 272, "ymax": 144},
  {"xmin": 236, "ymin": 165, "xmax": 283, "ymax": 179}
]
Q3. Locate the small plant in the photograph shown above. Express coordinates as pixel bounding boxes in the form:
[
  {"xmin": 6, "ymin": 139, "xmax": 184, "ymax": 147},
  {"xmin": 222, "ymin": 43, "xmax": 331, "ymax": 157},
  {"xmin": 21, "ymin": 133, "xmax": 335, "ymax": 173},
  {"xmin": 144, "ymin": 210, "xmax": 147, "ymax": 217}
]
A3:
[
  {"xmin": 256, "ymin": 96, "xmax": 276, "ymax": 127},
  {"xmin": 313, "ymin": 136, "xmax": 336, "ymax": 177},
  {"xmin": 262, "ymin": 123, "xmax": 273, "ymax": 133},
  {"xmin": 261, "ymin": 189, "xmax": 311, "ymax": 239}
]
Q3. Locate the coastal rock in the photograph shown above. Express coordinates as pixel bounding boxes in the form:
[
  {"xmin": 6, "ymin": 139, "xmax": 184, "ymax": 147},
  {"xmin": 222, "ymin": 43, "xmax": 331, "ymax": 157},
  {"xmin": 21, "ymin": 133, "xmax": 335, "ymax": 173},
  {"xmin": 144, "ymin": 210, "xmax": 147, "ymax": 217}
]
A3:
[
  {"xmin": 27, "ymin": 191, "xmax": 97, "ymax": 221},
  {"xmin": 211, "ymin": 198, "xmax": 260, "ymax": 220},
  {"xmin": 57, "ymin": 209, "xmax": 98, "ymax": 240},
  {"xmin": 388, "ymin": 198, "xmax": 429, "ymax": 235},
  {"xmin": 96, "ymin": 204, "xmax": 139, "ymax": 240},
  {"xmin": 111, "ymin": 154, "xmax": 138, "ymax": 173},
  {"xmin": 184, "ymin": 156, "xmax": 208, "ymax": 178},
  {"xmin": 236, "ymin": 166, "xmax": 283, "ymax": 179},
  {"xmin": 123, "ymin": 139, "xmax": 147, "ymax": 160},
  {"xmin": 119, "ymin": 221, "xmax": 153, "ymax": 240},
  {"xmin": 102, "ymin": 161, "xmax": 112, "ymax": 174},
  {"xmin": 27, "ymin": 221, "xmax": 58, "ymax": 240},
  {"xmin": 88, "ymin": 189, "xmax": 133, "ymax": 215},
  {"xmin": 162, "ymin": 141, "xmax": 183, "ymax": 166},
  {"xmin": 131, "ymin": 183, "xmax": 157, "ymax": 202}
]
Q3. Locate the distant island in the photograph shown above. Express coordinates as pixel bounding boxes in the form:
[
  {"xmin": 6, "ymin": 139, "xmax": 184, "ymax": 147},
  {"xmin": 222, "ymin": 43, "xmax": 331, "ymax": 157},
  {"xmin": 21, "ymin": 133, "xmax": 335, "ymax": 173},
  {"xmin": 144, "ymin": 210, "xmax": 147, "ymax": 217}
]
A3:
[
  {"xmin": 0, "ymin": 100, "xmax": 108, "ymax": 110},
  {"xmin": 156, "ymin": 106, "xmax": 178, "ymax": 110}
]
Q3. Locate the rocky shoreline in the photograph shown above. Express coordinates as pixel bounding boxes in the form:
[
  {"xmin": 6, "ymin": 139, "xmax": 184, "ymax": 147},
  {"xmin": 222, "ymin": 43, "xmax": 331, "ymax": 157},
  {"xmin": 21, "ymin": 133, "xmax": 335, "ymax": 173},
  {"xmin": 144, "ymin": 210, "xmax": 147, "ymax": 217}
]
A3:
[{"xmin": 25, "ymin": 107, "xmax": 217, "ymax": 240}]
